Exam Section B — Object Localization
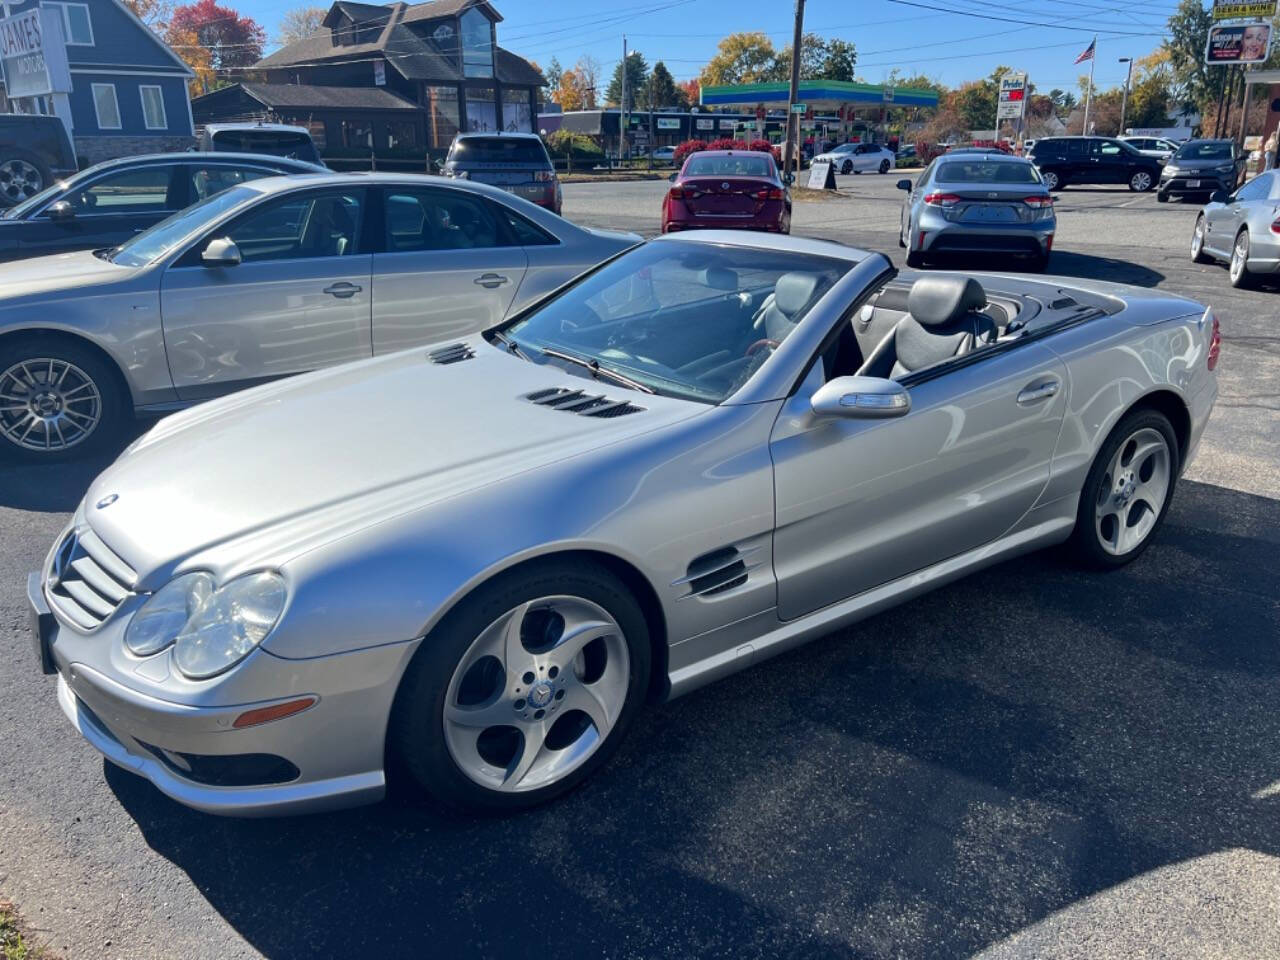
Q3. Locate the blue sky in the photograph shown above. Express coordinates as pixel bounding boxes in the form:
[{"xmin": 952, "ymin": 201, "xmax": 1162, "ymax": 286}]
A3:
[{"xmin": 253, "ymin": 0, "xmax": 1182, "ymax": 95}]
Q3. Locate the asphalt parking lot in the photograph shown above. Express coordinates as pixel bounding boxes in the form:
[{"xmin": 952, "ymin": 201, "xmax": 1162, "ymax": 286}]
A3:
[{"xmin": 1, "ymin": 175, "xmax": 1278, "ymax": 960}]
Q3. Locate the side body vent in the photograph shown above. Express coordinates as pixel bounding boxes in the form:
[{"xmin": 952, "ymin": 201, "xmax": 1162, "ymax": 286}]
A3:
[
  {"xmin": 525, "ymin": 387, "xmax": 644, "ymax": 418},
  {"xmin": 427, "ymin": 343, "xmax": 476, "ymax": 365},
  {"xmin": 673, "ymin": 545, "xmax": 763, "ymax": 600}
]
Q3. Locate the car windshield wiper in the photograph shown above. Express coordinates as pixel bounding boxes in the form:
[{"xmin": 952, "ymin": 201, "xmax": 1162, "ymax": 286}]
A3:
[
  {"xmin": 539, "ymin": 346, "xmax": 655, "ymax": 394},
  {"xmin": 489, "ymin": 329, "xmax": 528, "ymax": 360}
]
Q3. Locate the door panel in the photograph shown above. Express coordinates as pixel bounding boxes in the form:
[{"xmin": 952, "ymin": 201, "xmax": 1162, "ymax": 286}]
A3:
[
  {"xmin": 372, "ymin": 187, "xmax": 527, "ymax": 352},
  {"xmin": 770, "ymin": 343, "xmax": 1068, "ymax": 620},
  {"xmin": 160, "ymin": 188, "xmax": 372, "ymax": 399}
]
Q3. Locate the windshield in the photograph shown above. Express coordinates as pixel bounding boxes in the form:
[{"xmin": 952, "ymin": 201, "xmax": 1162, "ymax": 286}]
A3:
[
  {"xmin": 448, "ymin": 138, "xmax": 549, "ymax": 165},
  {"xmin": 1174, "ymin": 142, "xmax": 1233, "ymax": 161},
  {"xmin": 211, "ymin": 130, "xmax": 321, "ymax": 163},
  {"xmin": 501, "ymin": 241, "xmax": 849, "ymax": 403},
  {"xmin": 107, "ymin": 185, "xmax": 259, "ymax": 267},
  {"xmin": 684, "ymin": 154, "xmax": 775, "ymax": 178},
  {"xmin": 937, "ymin": 160, "xmax": 1041, "ymax": 184}
]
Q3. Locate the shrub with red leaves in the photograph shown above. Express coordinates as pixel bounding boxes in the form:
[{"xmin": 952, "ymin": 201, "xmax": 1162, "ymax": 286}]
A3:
[
  {"xmin": 672, "ymin": 139, "xmax": 707, "ymax": 166},
  {"xmin": 705, "ymin": 137, "xmax": 749, "ymax": 151}
]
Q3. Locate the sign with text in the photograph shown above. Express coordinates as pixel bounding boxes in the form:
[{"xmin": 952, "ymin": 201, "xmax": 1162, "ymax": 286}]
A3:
[
  {"xmin": 656, "ymin": 117, "xmax": 680, "ymax": 129},
  {"xmin": 807, "ymin": 159, "xmax": 835, "ymax": 189},
  {"xmin": 718, "ymin": 118, "xmax": 736, "ymax": 130},
  {"xmin": 1206, "ymin": 22, "xmax": 1272, "ymax": 63},
  {"xmin": 882, "ymin": 87, "xmax": 895, "ymax": 103},
  {"xmin": 790, "ymin": 102, "xmax": 807, "ymax": 113},
  {"xmin": 997, "ymin": 72, "xmax": 1028, "ymax": 121},
  {"xmin": 0, "ymin": 7, "xmax": 71, "ymax": 99},
  {"xmin": 1212, "ymin": 0, "xmax": 1277, "ymax": 20},
  {"xmin": 696, "ymin": 118, "xmax": 714, "ymax": 130}
]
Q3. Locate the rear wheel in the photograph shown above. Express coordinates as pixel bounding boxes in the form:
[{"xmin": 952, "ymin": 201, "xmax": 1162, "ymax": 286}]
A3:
[
  {"xmin": 878, "ymin": 159, "xmax": 890, "ymax": 174},
  {"xmin": 841, "ymin": 160, "xmax": 853, "ymax": 175},
  {"xmin": 0, "ymin": 151, "xmax": 50, "ymax": 207},
  {"xmin": 1041, "ymin": 169, "xmax": 1062, "ymax": 191},
  {"xmin": 1070, "ymin": 409, "xmax": 1178, "ymax": 569},
  {"xmin": 1190, "ymin": 215, "xmax": 1211, "ymax": 264},
  {"xmin": 1128, "ymin": 170, "xmax": 1154, "ymax": 192},
  {"xmin": 0, "ymin": 336, "xmax": 128, "ymax": 462},
  {"xmin": 390, "ymin": 560, "xmax": 651, "ymax": 813},
  {"xmin": 905, "ymin": 249, "xmax": 926, "ymax": 268},
  {"xmin": 1229, "ymin": 229, "xmax": 1255, "ymax": 288}
]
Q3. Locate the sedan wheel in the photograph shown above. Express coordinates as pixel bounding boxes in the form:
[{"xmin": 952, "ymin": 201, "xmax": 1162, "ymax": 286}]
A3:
[
  {"xmin": 841, "ymin": 160, "xmax": 852, "ymax": 175},
  {"xmin": 0, "ymin": 156, "xmax": 46, "ymax": 205},
  {"xmin": 390, "ymin": 561, "xmax": 650, "ymax": 812},
  {"xmin": 879, "ymin": 159, "xmax": 890, "ymax": 174},
  {"xmin": 1071, "ymin": 410, "xmax": 1178, "ymax": 568},
  {"xmin": 1129, "ymin": 171, "xmax": 1153, "ymax": 192},
  {"xmin": 1190, "ymin": 215, "xmax": 1211, "ymax": 263},
  {"xmin": 1229, "ymin": 230, "xmax": 1254, "ymax": 288}
]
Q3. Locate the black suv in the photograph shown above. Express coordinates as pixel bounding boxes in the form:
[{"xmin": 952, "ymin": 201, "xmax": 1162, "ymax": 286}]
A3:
[
  {"xmin": 1157, "ymin": 139, "xmax": 1244, "ymax": 202},
  {"xmin": 1028, "ymin": 136, "xmax": 1161, "ymax": 193},
  {"xmin": 0, "ymin": 115, "xmax": 78, "ymax": 207}
]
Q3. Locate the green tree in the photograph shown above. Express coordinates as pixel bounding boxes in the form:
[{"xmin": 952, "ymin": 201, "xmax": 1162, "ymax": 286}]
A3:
[
  {"xmin": 648, "ymin": 61, "xmax": 683, "ymax": 108},
  {"xmin": 818, "ymin": 38, "xmax": 857, "ymax": 82},
  {"xmin": 769, "ymin": 32, "xmax": 828, "ymax": 82},
  {"xmin": 545, "ymin": 55, "xmax": 562, "ymax": 102},
  {"xmin": 606, "ymin": 50, "xmax": 649, "ymax": 106},
  {"xmin": 699, "ymin": 32, "xmax": 777, "ymax": 87}
]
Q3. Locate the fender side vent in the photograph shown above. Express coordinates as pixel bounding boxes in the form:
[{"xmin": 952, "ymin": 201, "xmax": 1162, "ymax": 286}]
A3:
[
  {"xmin": 673, "ymin": 545, "xmax": 763, "ymax": 599},
  {"xmin": 525, "ymin": 387, "xmax": 644, "ymax": 418},
  {"xmin": 427, "ymin": 343, "xmax": 475, "ymax": 365}
]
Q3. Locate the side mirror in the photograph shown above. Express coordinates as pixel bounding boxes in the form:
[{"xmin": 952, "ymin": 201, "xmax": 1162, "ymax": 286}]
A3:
[
  {"xmin": 201, "ymin": 237, "xmax": 241, "ymax": 266},
  {"xmin": 47, "ymin": 201, "xmax": 75, "ymax": 223},
  {"xmin": 896, "ymin": 178, "xmax": 913, "ymax": 192},
  {"xmin": 811, "ymin": 376, "xmax": 910, "ymax": 420},
  {"xmin": 1209, "ymin": 189, "xmax": 1229, "ymax": 205},
  {"xmin": 668, "ymin": 171, "xmax": 678, "ymax": 182}
]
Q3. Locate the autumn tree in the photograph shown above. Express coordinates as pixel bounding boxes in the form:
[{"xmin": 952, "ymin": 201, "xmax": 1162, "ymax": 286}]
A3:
[
  {"xmin": 278, "ymin": 6, "xmax": 326, "ymax": 46},
  {"xmin": 168, "ymin": 0, "xmax": 266, "ymax": 92},
  {"xmin": 680, "ymin": 78, "xmax": 700, "ymax": 107},
  {"xmin": 559, "ymin": 67, "xmax": 596, "ymax": 110},
  {"xmin": 699, "ymin": 32, "xmax": 777, "ymax": 87},
  {"xmin": 124, "ymin": 0, "xmax": 172, "ymax": 30}
]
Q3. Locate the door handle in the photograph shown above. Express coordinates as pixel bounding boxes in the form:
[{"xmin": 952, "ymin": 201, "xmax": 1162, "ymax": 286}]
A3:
[
  {"xmin": 1017, "ymin": 380, "xmax": 1060, "ymax": 404},
  {"xmin": 474, "ymin": 273, "xmax": 509, "ymax": 288},
  {"xmin": 323, "ymin": 282, "xmax": 362, "ymax": 298}
]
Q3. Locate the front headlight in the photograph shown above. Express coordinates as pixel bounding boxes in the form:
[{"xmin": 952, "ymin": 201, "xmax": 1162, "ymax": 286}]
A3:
[
  {"xmin": 1215, "ymin": 163, "xmax": 1234, "ymax": 174},
  {"xmin": 125, "ymin": 571, "xmax": 286, "ymax": 679},
  {"xmin": 1163, "ymin": 165, "xmax": 1179, "ymax": 176}
]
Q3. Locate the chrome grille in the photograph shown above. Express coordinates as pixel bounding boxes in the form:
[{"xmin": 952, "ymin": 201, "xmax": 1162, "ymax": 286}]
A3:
[{"xmin": 45, "ymin": 527, "xmax": 137, "ymax": 631}]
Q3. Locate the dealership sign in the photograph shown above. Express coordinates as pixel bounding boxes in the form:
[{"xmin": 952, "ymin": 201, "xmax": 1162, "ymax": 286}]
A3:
[
  {"xmin": 656, "ymin": 117, "xmax": 680, "ymax": 129},
  {"xmin": 997, "ymin": 72, "xmax": 1028, "ymax": 121},
  {"xmin": 1212, "ymin": 0, "xmax": 1277, "ymax": 20},
  {"xmin": 0, "ymin": 8, "xmax": 71, "ymax": 99},
  {"xmin": 1205, "ymin": 22, "xmax": 1273, "ymax": 63},
  {"xmin": 696, "ymin": 118, "xmax": 714, "ymax": 130}
]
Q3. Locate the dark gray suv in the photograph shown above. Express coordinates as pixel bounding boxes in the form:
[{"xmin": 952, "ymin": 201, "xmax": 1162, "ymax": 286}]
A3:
[
  {"xmin": 443, "ymin": 132, "xmax": 561, "ymax": 215},
  {"xmin": 0, "ymin": 116, "xmax": 78, "ymax": 207}
]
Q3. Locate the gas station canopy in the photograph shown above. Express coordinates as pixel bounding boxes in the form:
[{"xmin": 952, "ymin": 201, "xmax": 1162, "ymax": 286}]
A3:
[{"xmin": 700, "ymin": 79, "xmax": 940, "ymax": 111}]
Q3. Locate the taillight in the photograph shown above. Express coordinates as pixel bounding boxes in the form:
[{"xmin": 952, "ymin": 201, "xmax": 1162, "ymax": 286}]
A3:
[
  {"xmin": 1208, "ymin": 313, "xmax": 1220, "ymax": 371},
  {"xmin": 1270, "ymin": 218, "xmax": 1280, "ymax": 235},
  {"xmin": 754, "ymin": 187, "xmax": 784, "ymax": 200},
  {"xmin": 923, "ymin": 192, "xmax": 961, "ymax": 207},
  {"xmin": 1023, "ymin": 195, "xmax": 1053, "ymax": 207},
  {"xmin": 669, "ymin": 186, "xmax": 685, "ymax": 200},
  {"xmin": 533, "ymin": 170, "xmax": 555, "ymax": 182}
]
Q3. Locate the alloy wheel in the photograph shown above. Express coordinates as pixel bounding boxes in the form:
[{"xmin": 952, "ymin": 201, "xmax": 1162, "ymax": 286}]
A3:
[
  {"xmin": 0, "ymin": 357, "xmax": 102, "ymax": 452},
  {"xmin": 1191, "ymin": 217, "xmax": 1205, "ymax": 261},
  {"xmin": 1230, "ymin": 231, "xmax": 1249, "ymax": 285},
  {"xmin": 1130, "ymin": 171, "xmax": 1152, "ymax": 192},
  {"xmin": 443, "ymin": 596, "xmax": 630, "ymax": 793},
  {"xmin": 0, "ymin": 158, "xmax": 44, "ymax": 205},
  {"xmin": 1042, "ymin": 171, "xmax": 1059, "ymax": 190},
  {"xmin": 1094, "ymin": 427, "xmax": 1171, "ymax": 556}
]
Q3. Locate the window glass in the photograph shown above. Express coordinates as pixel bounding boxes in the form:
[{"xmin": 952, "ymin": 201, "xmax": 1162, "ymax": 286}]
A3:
[
  {"xmin": 1234, "ymin": 174, "xmax": 1270, "ymax": 202},
  {"xmin": 111, "ymin": 185, "xmax": 258, "ymax": 267},
  {"xmin": 1097, "ymin": 140, "xmax": 1122, "ymax": 156},
  {"xmin": 140, "ymin": 86, "xmax": 166, "ymax": 129},
  {"xmin": 465, "ymin": 85, "xmax": 498, "ymax": 132},
  {"xmin": 58, "ymin": 165, "xmax": 174, "ymax": 215},
  {"xmin": 501, "ymin": 88, "xmax": 533, "ymax": 133},
  {"xmin": 384, "ymin": 189, "xmax": 504, "ymax": 251},
  {"xmin": 460, "ymin": 8, "xmax": 493, "ymax": 78},
  {"xmin": 497, "ymin": 206, "xmax": 557, "ymax": 246},
  {"xmin": 340, "ymin": 119, "xmax": 373, "ymax": 149},
  {"xmin": 187, "ymin": 164, "xmax": 276, "ymax": 201},
  {"xmin": 447, "ymin": 136, "xmax": 548, "ymax": 164},
  {"xmin": 937, "ymin": 160, "xmax": 1040, "ymax": 183},
  {"xmin": 424, "ymin": 85, "xmax": 460, "ymax": 149},
  {"xmin": 42, "ymin": 3, "xmax": 92, "ymax": 43},
  {"xmin": 209, "ymin": 130, "xmax": 321, "ymax": 163},
  {"xmin": 220, "ymin": 190, "xmax": 363, "ymax": 262},
  {"xmin": 684, "ymin": 154, "xmax": 774, "ymax": 177},
  {"xmin": 1174, "ymin": 141, "xmax": 1234, "ymax": 161},
  {"xmin": 386, "ymin": 120, "xmax": 418, "ymax": 151},
  {"xmin": 92, "ymin": 84, "xmax": 120, "ymax": 129}
]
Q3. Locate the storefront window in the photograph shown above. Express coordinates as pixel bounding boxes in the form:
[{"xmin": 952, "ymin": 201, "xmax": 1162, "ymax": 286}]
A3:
[
  {"xmin": 341, "ymin": 119, "xmax": 373, "ymax": 149},
  {"xmin": 465, "ymin": 85, "xmax": 497, "ymax": 133},
  {"xmin": 386, "ymin": 120, "xmax": 418, "ymax": 152},
  {"xmin": 501, "ymin": 88, "xmax": 532, "ymax": 133},
  {"xmin": 460, "ymin": 8, "xmax": 493, "ymax": 78},
  {"xmin": 424, "ymin": 84, "xmax": 460, "ymax": 149}
]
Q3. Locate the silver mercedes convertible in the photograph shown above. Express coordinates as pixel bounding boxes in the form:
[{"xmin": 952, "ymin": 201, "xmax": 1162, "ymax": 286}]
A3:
[{"xmin": 28, "ymin": 232, "xmax": 1220, "ymax": 816}]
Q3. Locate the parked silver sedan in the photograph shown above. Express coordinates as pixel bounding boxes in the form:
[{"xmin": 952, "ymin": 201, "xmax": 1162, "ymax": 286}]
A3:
[
  {"xmin": 28, "ymin": 232, "xmax": 1218, "ymax": 816},
  {"xmin": 0, "ymin": 172, "xmax": 638, "ymax": 460},
  {"xmin": 1190, "ymin": 169, "xmax": 1280, "ymax": 288}
]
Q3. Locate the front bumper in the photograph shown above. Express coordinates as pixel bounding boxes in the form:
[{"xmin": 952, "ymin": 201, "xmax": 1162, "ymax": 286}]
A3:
[
  {"xmin": 31, "ymin": 569, "xmax": 419, "ymax": 817},
  {"xmin": 1159, "ymin": 172, "xmax": 1235, "ymax": 195}
]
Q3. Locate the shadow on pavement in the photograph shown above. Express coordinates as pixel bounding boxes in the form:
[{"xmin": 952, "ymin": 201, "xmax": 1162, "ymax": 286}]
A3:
[
  {"xmin": 0, "ymin": 421, "xmax": 147, "ymax": 513},
  {"xmin": 102, "ymin": 476, "xmax": 1280, "ymax": 959}
]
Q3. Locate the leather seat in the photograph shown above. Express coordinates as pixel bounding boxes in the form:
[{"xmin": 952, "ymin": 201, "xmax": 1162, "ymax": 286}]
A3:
[
  {"xmin": 753, "ymin": 272, "xmax": 823, "ymax": 341},
  {"xmin": 857, "ymin": 276, "xmax": 995, "ymax": 379}
]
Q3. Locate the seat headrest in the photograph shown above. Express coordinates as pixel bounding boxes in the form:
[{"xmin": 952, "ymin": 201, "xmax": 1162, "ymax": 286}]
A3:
[
  {"xmin": 906, "ymin": 276, "xmax": 987, "ymax": 328},
  {"xmin": 773, "ymin": 272, "xmax": 822, "ymax": 318}
]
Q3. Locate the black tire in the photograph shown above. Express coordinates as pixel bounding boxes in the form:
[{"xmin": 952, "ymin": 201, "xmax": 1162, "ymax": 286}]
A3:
[
  {"xmin": 1190, "ymin": 215, "xmax": 1211, "ymax": 264},
  {"xmin": 905, "ymin": 249, "xmax": 926, "ymax": 268},
  {"xmin": 1028, "ymin": 251, "xmax": 1050, "ymax": 272},
  {"xmin": 878, "ymin": 159, "xmax": 890, "ymax": 174},
  {"xmin": 1069, "ymin": 408, "xmax": 1179, "ymax": 570},
  {"xmin": 389, "ymin": 559, "xmax": 652, "ymax": 813},
  {"xmin": 1229, "ymin": 229, "xmax": 1255, "ymax": 289},
  {"xmin": 841, "ymin": 160, "xmax": 852, "ymax": 175},
  {"xmin": 0, "ymin": 150, "xmax": 51, "ymax": 207},
  {"xmin": 1156, "ymin": 191, "xmax": 1169, "ymax": 203},
  {"xmin": 0, "ymin": 334, "xmax": 129, "ymax": 462},
  {"xmin": 1042, "ymin": 169, "xmax": 1064, "ymax": 191},
  {"xmin": 1128, "ymin": 170, "xmax": 1155, "ymax": 192}
]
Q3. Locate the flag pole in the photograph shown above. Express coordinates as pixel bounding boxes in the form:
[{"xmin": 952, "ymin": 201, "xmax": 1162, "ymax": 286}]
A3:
[{"xmin": 1082, "ymin": 34, "xmax": 1096, "ymax": 134}]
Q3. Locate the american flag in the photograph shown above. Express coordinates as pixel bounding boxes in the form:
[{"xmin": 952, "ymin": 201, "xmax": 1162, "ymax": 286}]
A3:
[{"xmin": 1074, "ymin": 39, "xmax": 1096, "ymax": 64}]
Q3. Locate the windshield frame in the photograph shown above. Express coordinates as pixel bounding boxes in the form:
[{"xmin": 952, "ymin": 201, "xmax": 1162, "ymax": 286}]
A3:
[{"xmin": 1173, "ymin": 141, "xmax": 1234, "ymax": 162}]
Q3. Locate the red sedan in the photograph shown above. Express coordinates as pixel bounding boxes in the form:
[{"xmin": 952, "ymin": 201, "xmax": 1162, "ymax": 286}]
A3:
[{"xmin": 661, "ymin": 150, "xmax": 791, "ymax": 234}]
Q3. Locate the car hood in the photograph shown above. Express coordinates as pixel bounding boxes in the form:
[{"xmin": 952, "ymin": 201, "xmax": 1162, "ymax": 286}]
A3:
[
  {"xmin": 0, "ymin": 248, "xmax": 137, "ymax": 302},
  {"xmin": 1166, "ymin": 157, "xmax": 1235, "ymax": 171},
  {"xmin": 84, "ymin": 338, "xmax": 702, "ymax": 586}
]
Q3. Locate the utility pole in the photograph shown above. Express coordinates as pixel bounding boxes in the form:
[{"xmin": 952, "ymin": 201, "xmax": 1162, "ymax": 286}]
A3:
[
  {"xmin": 1118, "ymin": 57, "xmax": 1133, "ymax": 136},
  {"xmin": 620, "ymin": 35, "xmax": 628, "ymax": 166},
  {"xmin": 783, "ymin": 0, "xmax": 805, "ymax": 184},
  {"xmin": 1082, "ymin": 34, "xmax": 1096, "ymax": 134}
]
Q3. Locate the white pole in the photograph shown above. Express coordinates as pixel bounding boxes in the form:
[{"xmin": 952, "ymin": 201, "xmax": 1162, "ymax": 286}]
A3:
[{"xmin": 1082, "ymin": 35, "xmax": 1096, "ymax": 134}]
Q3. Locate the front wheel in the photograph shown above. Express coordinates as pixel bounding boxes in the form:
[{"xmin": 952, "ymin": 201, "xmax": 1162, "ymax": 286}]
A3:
[
  {"xmin": 1229, "ymin": 230, "xmax": 1255, "ymax": 288},
  {"xmin": 1156, "ymin": 191, "xmax": 1169, "ymax": 203},
  {"xmin": 841, "ymin": 160, "xmax": 852, "ymax": 175},
  {"xmin": 0, "ymin": 336, "xmax": 128, "ymax": 461},
  {"xmin": 878, "ymin": 159, "xmax": 890, "ymax": 174},
  {"xmin": 1190, "ymin": 215, "xmax": 1211, "ymax": 264},
  {"xmin": 1129, "ymin": 170, "xmax": 1154, "ymax": 192},
  {"xmin": 389, "ymin": 560, "xmax": 651, "ymax": 813},
  {"xmin": 1070, "ymin": 409, "xmax": 1178, "ymax": 569}
]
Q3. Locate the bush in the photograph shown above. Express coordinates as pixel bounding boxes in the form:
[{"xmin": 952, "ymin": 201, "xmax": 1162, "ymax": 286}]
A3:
[
  {"xmin": 673, "ymin": 139, "xmax": 707, "ymax": 166},
  {"xmin": 747, "ymin": 138, "xmax": 774, "ymax": 153},
  {"xmin": 705, "ymin": 137, "xmax": 748, "ymax": 151},
  {"xmin": 544, "ymin": 129, "xmax": 603, "ymax": 160}
]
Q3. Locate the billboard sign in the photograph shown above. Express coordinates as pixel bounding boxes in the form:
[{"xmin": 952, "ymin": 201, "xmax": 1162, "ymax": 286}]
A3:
[
  {"xmin": 696, "ymin": 117, "xmax": 714, "ymax": 130},
  {"xmin": 656, "ymin": 117, "xmax": 680, "ymax": 129},
  {"xmin": 0, "ymin": 7, "xmax": 72, "ymax": 100},
  {"xmin": 1205, "ymin": 22, "xmax": 1273, "ymax": 63},
  {"xmin": 718, "ymin": 118, "xmax": 735, "ymax": 130},
  {"xmin": 1212, "ymin": 0, "xmax": 1277, "ymax": 20},
  {"xmin": 997, "ymin": 72, "xmax": 1028, "ymax": 121}
]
